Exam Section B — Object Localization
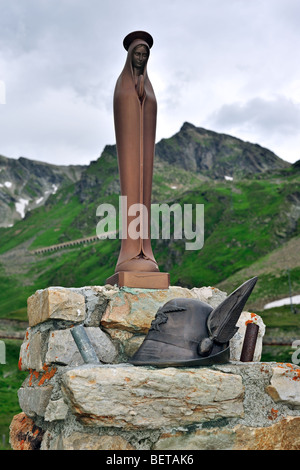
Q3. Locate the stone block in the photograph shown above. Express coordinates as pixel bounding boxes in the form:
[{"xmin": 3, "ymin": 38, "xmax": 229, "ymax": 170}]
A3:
[
  {"xmin": 153, "ymin": 428, "xmax": 237, "ymax": 450},
  {"xmin": 190, "ymin": 286, "xmax": 227, "ymax": 308},
  {"xmin": 27, "ymin": 287, "xmax": 86, "ymax": 327},
  {"xmin": 45, "ymin": 327, "xmax": 117, "ymax": 365},
  {"xmin": 123, "ymin": 335, "xmax": 146, "ymax": 359},
  {"xmin": 45, "ymin": 329, "xmax": 76, "ymax": 365},
  {"xmin": 77, "ymin": 285, "xmax": 115, "ymax": 326},
  {"xmin": 234, "ymin": 416, "xmax": 300, "ymax": 450},
  {"xmin": 19, "ymin": 329, "xmax": 44, "ymax": 372},
  {"xmin": 9, "ymin": 412, "xmax": 44, "ymax": 451},
  {"xmin": 101, "ymin": 286, "xmax": 196, "ymax": 334},
  {"xmin": 61, "ymin": 364, "xmax": 244, "ymax": 429},
  {"xmin": 44, "ymin": 432, "xmax": 135, "ymax": 450},
  {"xmin": 44, "ymin": 398, "xmax": 69, "ymax": 422},
  {"xmin": 266, "ymin": 365, "xmax": 300, "ymax": 408},
  {"xmin": 153, "ymin": 416, "xmax": 300, "ymax": 450},
  {"xmin": 18, "ymin": 384, "xmax": 54, "ymax": 418}
]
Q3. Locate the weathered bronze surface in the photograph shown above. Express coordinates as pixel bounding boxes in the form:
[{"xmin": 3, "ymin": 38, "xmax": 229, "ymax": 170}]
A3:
[
  {"xmin": 240, "ymin": 322, "xmax": 259, "ymax": 362},
  {"xmin": 106, "ymin": 271, "xmax": 170, "ymax": 289},
  {"xmin": 106, "ymin": 31, "xmax": 169, "ymax": 288},
  {"xmin": 129, "ymin": 277, "xmax": 257, "ymax": 367}
]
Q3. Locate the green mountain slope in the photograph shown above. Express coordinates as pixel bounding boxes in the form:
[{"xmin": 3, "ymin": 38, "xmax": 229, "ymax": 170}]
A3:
[
  {"xmin": 217, "ymin": 236, "xmax": 300, "ymax": 310},
  {"xmin": 0, "ymin": 155, "xmax": 85, "ymax": 228},
  {"xmin": 0, "ymin": 124, "xmax": 299, "ymax": 321}
]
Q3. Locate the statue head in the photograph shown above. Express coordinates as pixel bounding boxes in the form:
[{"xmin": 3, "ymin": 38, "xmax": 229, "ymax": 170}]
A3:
[{"xmin": 132, "ymin": 44, "xmax": 149, "ymax": 74}]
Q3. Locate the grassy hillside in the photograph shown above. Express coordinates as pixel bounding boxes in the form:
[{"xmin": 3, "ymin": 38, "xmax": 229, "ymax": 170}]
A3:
[{"xmin": 0, "ymin": 164, "xmax": 299, "ymax": 320}]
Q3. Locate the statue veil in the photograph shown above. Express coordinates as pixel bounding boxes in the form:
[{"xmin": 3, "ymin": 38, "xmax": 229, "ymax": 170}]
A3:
[{"xmin": 113, "ymin": 32, "xmax": 159, "ymax": 273}]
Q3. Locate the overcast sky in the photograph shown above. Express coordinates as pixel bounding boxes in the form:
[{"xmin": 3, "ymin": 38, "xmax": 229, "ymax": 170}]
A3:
[{"xmin": 0, "ymin": 0, "xmax": 300, "ymax": 166}]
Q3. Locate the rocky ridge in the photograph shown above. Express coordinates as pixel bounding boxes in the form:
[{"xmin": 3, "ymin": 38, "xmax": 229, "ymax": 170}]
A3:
[
  {"xmin": 0, "ymin": 155, "xmax": 86, "ymax": 227},
  {"xmin": 155, "ymin": 122, "xmax": 290, "ymax": 178}
]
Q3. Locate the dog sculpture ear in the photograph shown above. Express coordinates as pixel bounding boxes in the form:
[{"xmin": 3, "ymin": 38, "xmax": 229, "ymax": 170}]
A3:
[{"xmin": 199, "ymin": 277, "xmax": 258, "ymax": 356}]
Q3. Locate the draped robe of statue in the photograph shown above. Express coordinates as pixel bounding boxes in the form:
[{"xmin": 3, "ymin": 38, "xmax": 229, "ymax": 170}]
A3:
[{"xmin": 113, "ymin": 34, "xmax": 159, "ymax": 274}]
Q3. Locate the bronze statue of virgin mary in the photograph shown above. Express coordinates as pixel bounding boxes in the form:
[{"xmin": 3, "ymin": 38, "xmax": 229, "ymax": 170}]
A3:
[{"xmin": 106, "ymin": 31, "xmax": 169, "ymax": 288}]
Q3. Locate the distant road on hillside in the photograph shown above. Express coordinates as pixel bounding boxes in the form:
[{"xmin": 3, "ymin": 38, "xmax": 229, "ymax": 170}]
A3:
[{"xmin": 30, "ymin": 232, "xmax": 117, "ymax": 254}]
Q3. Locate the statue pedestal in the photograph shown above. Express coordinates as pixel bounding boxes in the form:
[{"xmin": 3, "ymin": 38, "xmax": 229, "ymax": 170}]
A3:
[
  {"xmin": 106, "ymin": 271, "xmax": 170, "ymax": 289},
  {"xmin": 13, "ymin": 285, "xmax": 294, "ymax": 452}
]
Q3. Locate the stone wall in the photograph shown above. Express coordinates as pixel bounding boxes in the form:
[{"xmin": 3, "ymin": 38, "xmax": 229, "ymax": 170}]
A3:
[{"xmin": 9, "ymin": 285, "xmax": 300, "ymax": 451}]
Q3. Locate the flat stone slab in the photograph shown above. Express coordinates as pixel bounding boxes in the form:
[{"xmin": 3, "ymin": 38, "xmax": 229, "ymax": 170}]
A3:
[
  {"xmin": 27, "ymin": 287, "xmax": 86, "ymax": 327},
  {"xmin": 153, "ymin": 416, "xmax": 300, "ymax": 450},
  {"xmin": 61, "ymin": 364, "xmax": 244, "ymax": 429},
  {"xmin": 101, "ymin": 286, "xmax": 200, "ymax": 334},
  {"xmin": 266, "ymin": 365, "xmax": 300, "ymax": 408}
]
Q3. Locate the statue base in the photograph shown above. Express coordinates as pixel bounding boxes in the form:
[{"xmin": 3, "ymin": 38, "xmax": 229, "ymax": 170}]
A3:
[{"xmin": 106, "ymin": 271, "xmax": 170, "ymax": 289}]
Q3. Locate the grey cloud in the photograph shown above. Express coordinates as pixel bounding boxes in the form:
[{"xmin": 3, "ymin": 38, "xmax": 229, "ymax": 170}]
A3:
[
  {"xmin": 0, "ymin": 0, "xmax": 300, "ymax": 164},
  {"xmin": 209, "ymin": 96, "xmax": 300, "ymax": 136}
]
